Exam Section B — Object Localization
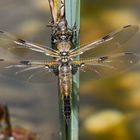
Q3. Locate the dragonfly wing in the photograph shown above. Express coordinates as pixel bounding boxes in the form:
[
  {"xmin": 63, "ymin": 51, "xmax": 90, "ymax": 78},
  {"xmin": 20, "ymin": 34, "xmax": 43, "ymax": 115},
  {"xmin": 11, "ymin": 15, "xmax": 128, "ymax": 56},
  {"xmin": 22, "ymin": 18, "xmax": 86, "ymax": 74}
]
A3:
[
  {"xmin": 70, "ymin": 25, "xmax": 139, "ymax": 58},
  {"xmin": 0, "ymin": 31, "xmax": 59, "ymax": 59},
  {"xmin": 0, "ymin": 59, "xmax": 58, "ymax": 83},
  {"xmin": 74, "ymin": 52, "xmax": 139, "ymax": 81},
  {"xmin": 48, "ymin": 0, "xmax": 64, "ymax": 23},
  {"xmin": 7, "ymin": 47, "xmax": 51, "ymax": 60}
]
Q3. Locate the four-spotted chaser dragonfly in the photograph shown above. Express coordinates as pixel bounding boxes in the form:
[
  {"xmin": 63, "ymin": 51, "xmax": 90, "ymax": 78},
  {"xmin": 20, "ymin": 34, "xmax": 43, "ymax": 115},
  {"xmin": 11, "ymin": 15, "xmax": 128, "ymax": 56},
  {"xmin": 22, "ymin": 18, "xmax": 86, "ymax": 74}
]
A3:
[{"xmin": 0, "ymin": 18, "xmax": 139, "ymax": 124}]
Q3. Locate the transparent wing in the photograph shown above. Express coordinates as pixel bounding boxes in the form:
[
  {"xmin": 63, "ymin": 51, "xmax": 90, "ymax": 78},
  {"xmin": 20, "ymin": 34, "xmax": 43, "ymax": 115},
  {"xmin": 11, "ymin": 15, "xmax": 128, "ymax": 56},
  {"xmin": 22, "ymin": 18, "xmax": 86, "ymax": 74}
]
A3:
[
  {"xmin": 73, "ymin": 52, "xmax": 139, "ymax": 81},
  {"xmin": 0, "ymin": 58, "xmax": 58, "ymax": 83},
  {"xmin": 70, "ymin": 25, "xmax": 139, "ymax": 58},
  {"xmin": 0, "ymin": 31, "xmax": 59, "ymax": 59},
  {"xmin": 48, "ymin": 0, "xmax": 64, "ymax": 24}
]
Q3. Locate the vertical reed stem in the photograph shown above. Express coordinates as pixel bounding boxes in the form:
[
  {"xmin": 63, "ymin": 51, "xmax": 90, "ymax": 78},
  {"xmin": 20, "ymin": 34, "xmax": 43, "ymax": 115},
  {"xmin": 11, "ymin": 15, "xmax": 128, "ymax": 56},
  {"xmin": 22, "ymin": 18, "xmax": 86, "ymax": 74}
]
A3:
[
  {"xmin": 58, "ymin": 0, "xmax": 80, "ymax": 139},
  {"xmin": 48, "ymin": 0, "xmax": 80, "ymax": 139},
  {"xmin": 65, "ymin": 1, "xmax": 80, "ymax": 140}
]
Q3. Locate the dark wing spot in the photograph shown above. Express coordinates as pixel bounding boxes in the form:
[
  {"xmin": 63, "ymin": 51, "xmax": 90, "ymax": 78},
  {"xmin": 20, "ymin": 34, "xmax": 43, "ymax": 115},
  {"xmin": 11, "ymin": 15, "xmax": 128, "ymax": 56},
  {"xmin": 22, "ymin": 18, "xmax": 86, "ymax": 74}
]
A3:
[
  {"xmin": 20, "ymin": 60, "xmax": 30, "ymax": 65},
  {"xmin": 17, "ymin": 39, "xmax": 26, "ymax": 44},
  {"xmin": 0, "ymin": 59, "xmax": 4, "ymax": 61},
  {"xmin": 123, "ymin": 25, "xmax": 131, "ymax": 28},
  {"xmin": 125, "ymin": 52, "xmax": 133, "ymax": 55},
  {"xmin": 100, "ymin": 56, "xmax": 108, "ymax": 60},
  {"xmin": 0, "ymin": 31, "xmax": 4, "ymax": 33},
  {"xmin": 98, "ymin": 56, "xmax": 108, "ymax": 63},
  {"xmin": 102, "ymin": 35, "xmax": 111, "ymax": 41}
]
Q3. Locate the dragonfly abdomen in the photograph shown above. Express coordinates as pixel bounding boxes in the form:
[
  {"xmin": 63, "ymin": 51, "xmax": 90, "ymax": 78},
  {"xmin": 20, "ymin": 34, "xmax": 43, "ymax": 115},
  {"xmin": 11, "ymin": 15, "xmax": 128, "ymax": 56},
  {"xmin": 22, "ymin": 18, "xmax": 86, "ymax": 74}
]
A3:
[
  {"xmin": 59, "ymin": 65, "xmax": 72, "ymax": 124},
  {"xmin": 63, "ymin": 95, "xmax": 71, "ymax": 125}
]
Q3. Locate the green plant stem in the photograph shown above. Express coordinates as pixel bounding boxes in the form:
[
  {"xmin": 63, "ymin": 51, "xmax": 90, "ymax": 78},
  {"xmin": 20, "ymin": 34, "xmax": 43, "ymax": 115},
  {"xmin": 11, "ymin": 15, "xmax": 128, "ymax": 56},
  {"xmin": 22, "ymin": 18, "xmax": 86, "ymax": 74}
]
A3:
[
  {"xmin": 65, "ymin": 0, "xmax": 80, "ymax": 140},
  {"xmin": 56, "ymin": 0, "xmax": 80, "ymax": 140}
]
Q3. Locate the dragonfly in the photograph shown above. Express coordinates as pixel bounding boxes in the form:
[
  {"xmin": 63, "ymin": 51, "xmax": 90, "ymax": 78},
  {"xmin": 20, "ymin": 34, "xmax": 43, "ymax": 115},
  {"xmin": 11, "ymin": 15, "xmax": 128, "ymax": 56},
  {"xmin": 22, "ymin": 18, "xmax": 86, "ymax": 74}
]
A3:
[{"xmin": 0, "ymin": 2, "xmax": 139, "ymax": 125}]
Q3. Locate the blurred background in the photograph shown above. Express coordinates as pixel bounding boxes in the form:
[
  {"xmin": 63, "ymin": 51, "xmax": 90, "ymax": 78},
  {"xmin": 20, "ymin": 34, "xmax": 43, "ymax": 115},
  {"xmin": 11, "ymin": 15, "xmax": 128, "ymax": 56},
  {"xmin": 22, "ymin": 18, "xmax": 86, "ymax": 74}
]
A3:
[{"xmin": 0, "ymin": 0, "xmax": 140, "ymax": 140}]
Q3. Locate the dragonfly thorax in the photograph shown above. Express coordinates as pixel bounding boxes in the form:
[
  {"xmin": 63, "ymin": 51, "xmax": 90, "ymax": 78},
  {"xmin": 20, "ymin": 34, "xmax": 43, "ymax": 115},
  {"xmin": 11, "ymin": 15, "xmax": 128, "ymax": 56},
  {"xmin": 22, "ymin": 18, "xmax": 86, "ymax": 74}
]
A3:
[
  {"xmin": 51, "ymin": 18, "xmax": 73, "ymax": 49},
  {"xmin": 61, "ymin": 57, "xmax": 69, "ymax": 63},
  {"xmin": 57, "ymin": 42, "xmax": 72, "ymax": 52},
  {"xmin": 60, "ymin": 52, "xmax": 69, "ymax": 64}
]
